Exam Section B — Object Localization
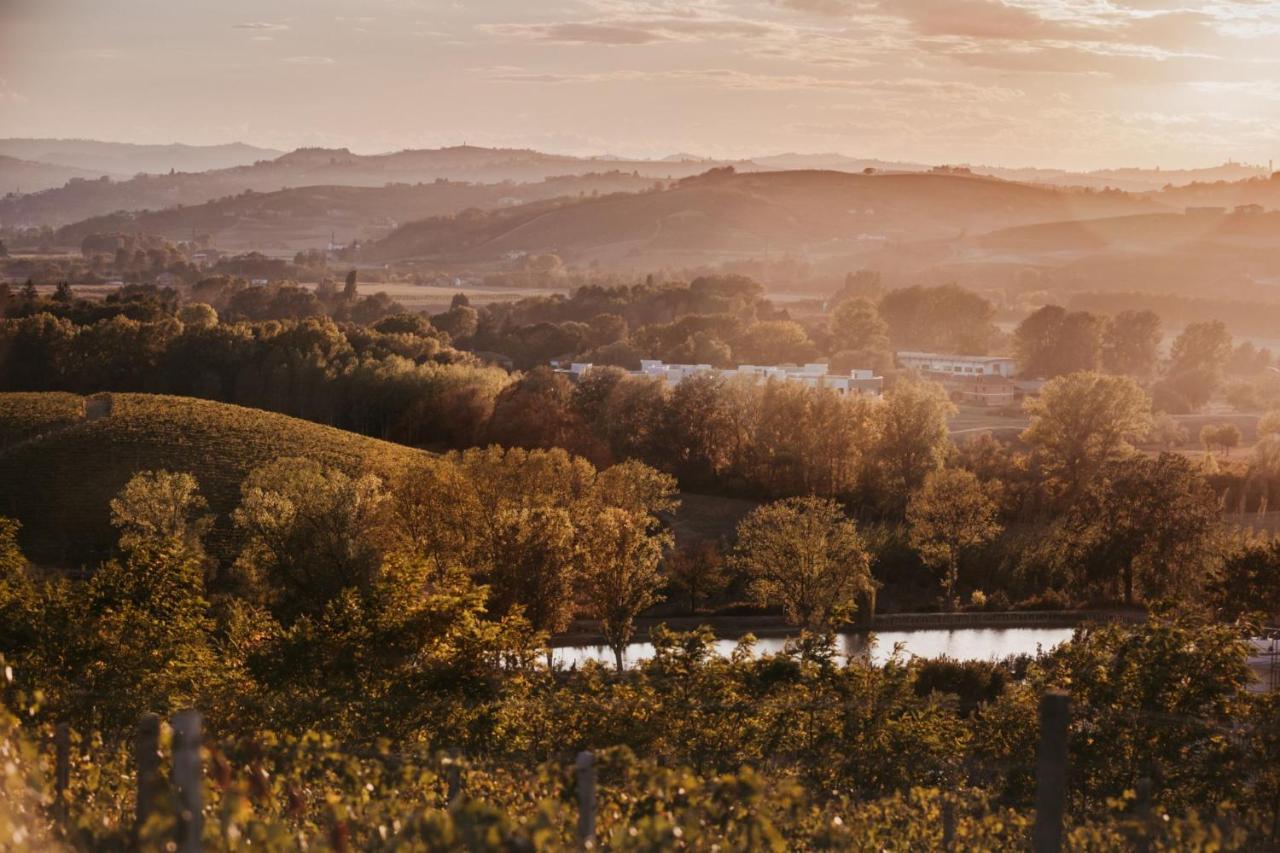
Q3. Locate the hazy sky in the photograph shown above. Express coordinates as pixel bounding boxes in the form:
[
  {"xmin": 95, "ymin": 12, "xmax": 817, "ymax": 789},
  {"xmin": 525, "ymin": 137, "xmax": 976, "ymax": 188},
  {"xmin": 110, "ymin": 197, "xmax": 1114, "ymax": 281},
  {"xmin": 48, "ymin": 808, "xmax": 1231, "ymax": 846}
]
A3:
[{"xmin": 2, "ymin": 0, "xmax": 1280, "ymax": 169}]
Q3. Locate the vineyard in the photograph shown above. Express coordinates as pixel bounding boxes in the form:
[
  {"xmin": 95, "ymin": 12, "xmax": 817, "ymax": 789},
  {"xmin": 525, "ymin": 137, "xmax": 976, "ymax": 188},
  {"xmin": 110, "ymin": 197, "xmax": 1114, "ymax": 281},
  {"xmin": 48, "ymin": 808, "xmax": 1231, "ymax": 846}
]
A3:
[
  {"xmin": 0, "ymin": 392, "xmax": 427, "ymax": 565},
  {"xmin": 3, "ymin": 602, "xmax": 1280, "ymax": 851}
]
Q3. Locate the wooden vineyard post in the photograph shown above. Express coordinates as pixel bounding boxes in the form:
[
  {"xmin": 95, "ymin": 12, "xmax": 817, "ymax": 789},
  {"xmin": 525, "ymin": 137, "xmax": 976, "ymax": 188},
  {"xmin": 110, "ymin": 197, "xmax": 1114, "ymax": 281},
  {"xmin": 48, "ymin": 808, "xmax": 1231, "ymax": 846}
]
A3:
[
  {"xmin": 576, "ymin": 751, "xmax": 596, "ymax": 849},
  {"xmin": 1033, "ymin": 690, "xmax": 1069, "ymax": 853},
  {"xmin": 135, "ymin": 713, "xmax": 161, "ymax": 834},
  {"xmin": 171, "ymin": 710, "xmax": 203, "ymax": 853}
]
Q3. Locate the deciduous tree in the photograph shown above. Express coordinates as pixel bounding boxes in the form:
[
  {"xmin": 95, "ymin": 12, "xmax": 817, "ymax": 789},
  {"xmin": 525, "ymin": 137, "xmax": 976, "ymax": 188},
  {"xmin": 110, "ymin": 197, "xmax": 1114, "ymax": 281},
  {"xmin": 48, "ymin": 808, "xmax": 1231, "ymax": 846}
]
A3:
[
  {"xmin": 578, "ymin": 507, "xmax": 669, "ymax": 670},
  {"xmin": 1022, "ymin": 372, "xmax": 1151, "ymax": 501},
  {"xmin": 732, "ymin": 496, "xmax": 874, "ymax": 631},
  {"xmin": 907, "ymin": 469, "xmax": 1002, "ymax": 611}
]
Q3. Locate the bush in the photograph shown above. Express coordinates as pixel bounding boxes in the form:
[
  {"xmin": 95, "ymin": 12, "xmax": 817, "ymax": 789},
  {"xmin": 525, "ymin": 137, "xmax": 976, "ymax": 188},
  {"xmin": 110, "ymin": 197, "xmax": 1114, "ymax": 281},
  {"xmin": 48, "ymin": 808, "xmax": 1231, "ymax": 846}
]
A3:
[{"xmin": 913, "ymin": 657, "xmax": 1007, "ymax": 715}]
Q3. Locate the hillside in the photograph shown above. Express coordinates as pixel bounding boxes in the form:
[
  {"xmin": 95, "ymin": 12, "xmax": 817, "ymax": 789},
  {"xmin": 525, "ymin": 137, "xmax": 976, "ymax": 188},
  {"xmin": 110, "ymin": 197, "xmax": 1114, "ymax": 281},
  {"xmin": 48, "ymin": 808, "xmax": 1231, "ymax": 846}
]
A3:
[
  {"xmin": 926, "ymin": 209, "xmax": 1280, "ymax": 301},
  {"xmin": 1145, "ymin": 173, "xmax": 1280, "ymax": 210},
  {"xmin": 0, "ymin": 392, "xmax": 426, "ymax": 566},
  {"xmin": 49, "ymin": 172, "xmax": 658, "ymax": 252},
  {"xmin": 363, "ymin": 169, "xmax": 1166, "ymax": 268},
  {"xmin": 978, "ymin": 210, "xmax": 1280, "ymax": 252},
  {"xmin": 0, "ymin": 139, "xmax": 280, "ymax": 178},
  {"xmin": 0, "ymin": 155, "xmax": 105, "ymax": 194}
]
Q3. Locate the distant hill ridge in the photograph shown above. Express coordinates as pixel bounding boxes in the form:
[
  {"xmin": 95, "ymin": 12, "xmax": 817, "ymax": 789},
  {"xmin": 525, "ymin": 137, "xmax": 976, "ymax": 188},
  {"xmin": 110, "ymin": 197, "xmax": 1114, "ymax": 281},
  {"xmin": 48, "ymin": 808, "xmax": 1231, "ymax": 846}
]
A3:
[
  {"xmin": 3, "ymin": 140, "xmax": 1267, "ymax": 229},
  {"xmin": 0, "ymin": 138, "xmax": 282, "ymax": 177}
]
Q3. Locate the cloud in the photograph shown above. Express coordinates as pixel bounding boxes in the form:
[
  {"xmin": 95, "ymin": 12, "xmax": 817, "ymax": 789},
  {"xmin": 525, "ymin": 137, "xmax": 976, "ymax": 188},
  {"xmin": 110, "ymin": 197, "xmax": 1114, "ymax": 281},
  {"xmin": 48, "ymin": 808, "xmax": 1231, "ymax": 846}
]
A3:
[
  {"xmin": 280, "ymin": 56, "xmax": 335, "ymax": 65},
  {"xmin": 776, "ymin": 0, "xmax": 859, "ymax": 14},
  {"xmin": 485, "ymin": 65, "xmax": 1023, "ymax": 100},
  {"xmin": 234, "ymin": 21, "xmax": 290, "ymax": 31},
  {"xmin": 482, "ymin": 11, "xmax": 783, "ymax": 45},
  {"xmin": 486, "ymin": 21, "xmax": 672, "ymax": 44}
]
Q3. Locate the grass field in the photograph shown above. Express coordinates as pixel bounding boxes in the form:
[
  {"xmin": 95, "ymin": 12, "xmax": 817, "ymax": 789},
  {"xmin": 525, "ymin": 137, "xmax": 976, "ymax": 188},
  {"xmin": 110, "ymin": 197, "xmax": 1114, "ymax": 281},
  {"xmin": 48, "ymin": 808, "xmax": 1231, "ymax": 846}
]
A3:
[{"xmin": 0, "ymin": 392, "xmax": 428, "ymax": 567}]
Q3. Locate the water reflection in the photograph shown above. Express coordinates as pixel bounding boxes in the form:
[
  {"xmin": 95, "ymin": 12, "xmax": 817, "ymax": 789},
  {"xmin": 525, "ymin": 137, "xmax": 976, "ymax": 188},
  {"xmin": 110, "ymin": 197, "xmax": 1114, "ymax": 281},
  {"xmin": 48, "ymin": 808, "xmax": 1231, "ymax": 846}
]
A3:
[{"xmin": 552, "ymin": 627, "xmax": 1077, "ymax": 669}]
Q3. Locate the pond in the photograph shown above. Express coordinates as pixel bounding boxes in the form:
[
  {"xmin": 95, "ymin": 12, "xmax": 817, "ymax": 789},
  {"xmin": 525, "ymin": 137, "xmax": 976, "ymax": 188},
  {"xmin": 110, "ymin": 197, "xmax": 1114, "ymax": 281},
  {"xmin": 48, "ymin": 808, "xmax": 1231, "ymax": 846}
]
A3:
[{"xmin": 552, "ymin": 626, "xmax": 1078, "ymax": 669}]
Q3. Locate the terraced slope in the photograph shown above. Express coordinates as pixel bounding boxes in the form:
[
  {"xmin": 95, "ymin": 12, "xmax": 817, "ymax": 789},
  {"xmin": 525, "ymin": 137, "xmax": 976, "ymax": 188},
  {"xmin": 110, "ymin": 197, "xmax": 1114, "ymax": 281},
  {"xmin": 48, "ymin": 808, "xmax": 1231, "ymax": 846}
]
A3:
[{"xmin": 0, "ymin": 392, "xmax": 426, "ymax": 566}]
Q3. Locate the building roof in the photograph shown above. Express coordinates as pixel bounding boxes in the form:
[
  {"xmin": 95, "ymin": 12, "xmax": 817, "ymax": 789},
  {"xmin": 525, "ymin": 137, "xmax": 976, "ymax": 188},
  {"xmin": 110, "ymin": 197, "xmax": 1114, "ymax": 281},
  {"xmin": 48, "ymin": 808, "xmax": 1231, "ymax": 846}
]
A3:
[{"xmin": 896, "ymin": 351, "xmax": 1015, "ymax": 363}]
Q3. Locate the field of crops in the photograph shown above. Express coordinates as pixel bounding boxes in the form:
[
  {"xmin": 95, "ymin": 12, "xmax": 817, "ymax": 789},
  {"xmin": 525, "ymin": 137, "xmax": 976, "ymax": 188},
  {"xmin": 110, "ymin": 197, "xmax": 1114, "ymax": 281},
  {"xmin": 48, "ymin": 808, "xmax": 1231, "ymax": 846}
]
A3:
[
  {"xmin": 0, "ymin": 392, "xmax": 428, "ymax": 566},
  {"xmin": 0, "ymin": 392, "xmax": 86, "ymax": 450}
]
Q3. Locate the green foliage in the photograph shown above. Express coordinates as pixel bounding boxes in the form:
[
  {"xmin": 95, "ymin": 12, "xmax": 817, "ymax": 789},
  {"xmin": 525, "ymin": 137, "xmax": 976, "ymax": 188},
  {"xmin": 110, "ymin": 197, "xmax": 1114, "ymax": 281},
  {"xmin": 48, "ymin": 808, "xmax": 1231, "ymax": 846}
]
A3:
[
  {"xmin": 1047, "ymin": 454, "xmax": 1221, "ymax": 605},
  {"xmin": 873, "ymin": 379, "xmax": 955, "ymax": 510},
  {"xmin": 907, "ymin": 468, "xmax": 1002, "ymax": 611},
  {"xmin": 1014, "ymin": 305, "xmax": 1106, "ymax": 379},
  {"xmin": 578, "ymin": 508, "xmax": 670, "ymax": 670},
  {"xmin": 233, "ymin": 457, "xmax": 388, "ymax": 620},
  {"xmin": 1022, "ymin": 371, "xmax": 1152, "ymax": 502},
  {"xmin": 109, "ymin": 469, "xmax": 211, "ymax": 556},
  {"xmin": 732, "ymin": 496, "xmax": 874, "ymax": 631}
]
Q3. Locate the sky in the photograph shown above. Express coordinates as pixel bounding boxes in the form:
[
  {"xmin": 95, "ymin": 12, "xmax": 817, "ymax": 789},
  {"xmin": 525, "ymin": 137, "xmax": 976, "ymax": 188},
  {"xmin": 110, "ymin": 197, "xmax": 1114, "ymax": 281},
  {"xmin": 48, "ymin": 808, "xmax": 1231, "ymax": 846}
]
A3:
[{"xmin": 2, "ymin": 0, "xmax": 1280, "ymax": 170}]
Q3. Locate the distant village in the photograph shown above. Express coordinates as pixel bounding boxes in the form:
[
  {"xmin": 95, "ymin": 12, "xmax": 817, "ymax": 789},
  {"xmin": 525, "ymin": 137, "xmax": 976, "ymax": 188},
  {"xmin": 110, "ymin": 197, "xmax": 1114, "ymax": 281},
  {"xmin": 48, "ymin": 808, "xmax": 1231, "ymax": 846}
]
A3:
[{"xmin": 559, "ymin": 351, "xmax": 1039, "ymax": 405}]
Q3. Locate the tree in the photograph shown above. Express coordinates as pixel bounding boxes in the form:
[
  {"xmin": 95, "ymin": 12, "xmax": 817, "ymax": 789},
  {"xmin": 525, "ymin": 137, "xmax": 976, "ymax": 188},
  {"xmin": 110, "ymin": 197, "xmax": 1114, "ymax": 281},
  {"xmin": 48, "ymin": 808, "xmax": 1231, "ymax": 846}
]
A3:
[
  {"xmin": 1214, "ymin": 536, "xmax": 1280, "ymax": 620},
  {"xmin": 343, "ymin": 269, "xmax": 358, "ymax": 300},
  {"xmin": 1259, "ymin": 409, "xmax": 1280, "ymax": 439},
  {"xmin": 1163, "ymin": 321, "xmax": 1233, "ymax": 410},
  {"xmin": 1013, "ymin": 305, "xmax": 1104, "ymax": 379},
  {"xmin": 577, "ymin": 507, "xmax": 669, "ymax": 670},
  {"xmin": 1170, "ymin": 320, "xmax": 1233, "ymax": 377},
  {"xmin": 52, "ymin": 282, "xmax": 74, "ymax": 304},
  {"xmin": 1051, "ymin": 454, "xmax": 1220, "ymax": 605},
  {"xmin": 1022, "ymin": 372, "xmax": 1152, "ymax": 501},
  {"xmin": 109, "ymin": 470, "xmax": 211, "ymax": 557},
  {"xmin": 486, "ymin": 367, "xmax": 590, "ymax": 455},
  {"xmin": 233, "ymin": 457, "xmax": 387, "ymax": 621},
  {"xmin": 907, "ymin": 469, "xmax": 1002, "ymax": 611},
  {"xmin": 0, "ymin": 518, "xmax": 38, "ymax": 656},
  {"xmin": 177, "ymin": 302, "xmax": 218, "ymax": 329},
  {"xmin": 879, "ymin": 284, "xmax": 998, "ymax": 354},
  {"xmin": 873, "ymin": 379, "xmax": 955, "ymax": 510},
  {"xmin": 1200, "ymin": 423, "xmax": 1241, "ymax": 457},
  {"xmin": 433, "ymin": 304, "xmax": 479, "ymax": 341},
  {"xmin": 833, "ymin": 269, "xmax": 885, "ymax": 303},
  {"xmin": 665, "ymin": 540, "xmax": 730, "ymax": 614},
  {"xmin": 828, "ymin": 298, "xmax": 891, "ymax": 374},
  {"xmin": 487, "ymin": 506, "xmax": 578, "ymax": 640},
  {"xmin": 732, "ymin": 320, "xmax": 815, "ymax": 365},
  {"xmin": 76, "ymin": 538, "xmax": 221, "ymax": 729},
  {"xmin": 587, "ymin": 313, "xmax": 628, "ymax": 348},
  {"xmin": 1103, "ymin": 310, "xmax": 1161, "ymax": 378},
  {"xmin": 732, "ymin": 497, "xmax": 874, "ymax": 631}
]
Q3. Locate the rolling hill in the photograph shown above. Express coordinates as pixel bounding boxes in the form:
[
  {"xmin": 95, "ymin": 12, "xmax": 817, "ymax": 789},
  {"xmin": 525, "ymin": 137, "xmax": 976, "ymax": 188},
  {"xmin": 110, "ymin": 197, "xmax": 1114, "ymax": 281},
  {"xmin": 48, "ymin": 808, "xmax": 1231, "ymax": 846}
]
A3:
[
  {"xmin": 49, "ymin": 172, "xmax": 659, "ymax": 252},
  {"xmin": 977, "ymin": 210, "xmax": 1280, "ymax": 252},
  {"xmin": 912, "ymin": 209, "xmax": 1280, "ymax": 302},
  {"xmin": 362, "ymin": 168, "xmax": 1167, "ymax": 268},
  {"xmin": 0, "ymin": 155, "xmax": 106, "ymax": 194},
  {"xmin": 0, "ymin": 392, "xmax": 426, "ymax": 566}
]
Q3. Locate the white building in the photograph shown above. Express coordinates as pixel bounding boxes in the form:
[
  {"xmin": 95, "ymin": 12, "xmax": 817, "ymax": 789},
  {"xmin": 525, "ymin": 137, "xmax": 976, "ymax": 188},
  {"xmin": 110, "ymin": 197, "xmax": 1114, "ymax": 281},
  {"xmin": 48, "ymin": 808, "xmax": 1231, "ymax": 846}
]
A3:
[
  {"xmin": 565, "ymin": 360, "xmax": 883, "ymax": 397},
  {"xmin": 896, "ymin": 351, "xmax": 1016, "ymax": 378}
]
